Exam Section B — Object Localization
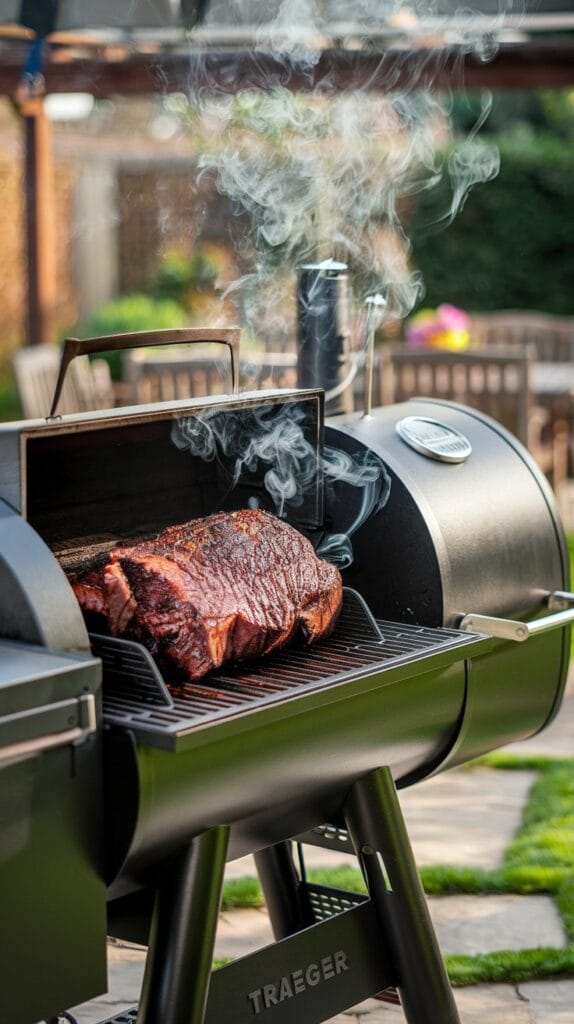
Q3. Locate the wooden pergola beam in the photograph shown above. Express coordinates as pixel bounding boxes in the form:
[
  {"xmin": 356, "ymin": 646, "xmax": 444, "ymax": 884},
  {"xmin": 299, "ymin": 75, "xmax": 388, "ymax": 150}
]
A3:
[
  {"xmin": 19, "ymin": 96, "xmax": 56, "ymax": 345},
  {"xmin": 1, "ymin": 42, "xmax": 574, "ymax": 97}
]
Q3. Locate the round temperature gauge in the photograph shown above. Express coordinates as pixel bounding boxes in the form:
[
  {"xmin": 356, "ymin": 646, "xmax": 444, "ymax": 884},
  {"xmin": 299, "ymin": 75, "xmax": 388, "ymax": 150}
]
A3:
[{"xmin": 396, "ymin": 416, "xmax": 472, "ymax": 463}]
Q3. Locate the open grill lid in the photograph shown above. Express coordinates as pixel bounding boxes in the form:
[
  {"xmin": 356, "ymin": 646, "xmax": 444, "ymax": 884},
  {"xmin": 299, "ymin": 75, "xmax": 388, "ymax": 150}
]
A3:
[{"xmin": 1, "ymin": 388, "xmax": 325, "ymax": 552}]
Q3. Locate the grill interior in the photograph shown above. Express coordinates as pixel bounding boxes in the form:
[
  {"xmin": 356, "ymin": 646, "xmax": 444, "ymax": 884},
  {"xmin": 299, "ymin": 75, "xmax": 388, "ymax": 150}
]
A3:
[
  {"xmin": 24, "ymin": 393, "xmax": 324, "ymax": 552},
  {"xmin": 98, "ymin": 590, "xmax": 483, "ymax": 749}
]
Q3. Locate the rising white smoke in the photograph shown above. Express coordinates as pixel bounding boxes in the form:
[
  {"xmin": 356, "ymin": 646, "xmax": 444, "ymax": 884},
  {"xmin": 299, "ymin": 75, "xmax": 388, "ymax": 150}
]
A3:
[
  {"xmin": 181, "ymin": 0, "xmax": 518, "ymax": 340},
  {"xmin": 166, "ymin": 0, "xmax": 520, "ymax": 561},
  {"xmin": 172, "ymin": 402, "xmax": 391, "ymax": 566}
]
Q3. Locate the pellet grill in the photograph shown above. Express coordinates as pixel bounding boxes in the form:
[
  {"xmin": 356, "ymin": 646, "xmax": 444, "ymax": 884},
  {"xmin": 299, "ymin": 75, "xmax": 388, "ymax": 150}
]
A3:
[{"xmin": 0, "ymin": 330, "xmax": 571, "ymax": 1024}]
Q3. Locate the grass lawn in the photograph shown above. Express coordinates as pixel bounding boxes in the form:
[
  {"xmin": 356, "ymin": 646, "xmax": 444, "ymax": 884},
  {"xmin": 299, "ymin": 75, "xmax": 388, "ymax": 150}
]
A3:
[{"xmin": 221, "ymin": 755, "xmax": 574, "ymax": 986}]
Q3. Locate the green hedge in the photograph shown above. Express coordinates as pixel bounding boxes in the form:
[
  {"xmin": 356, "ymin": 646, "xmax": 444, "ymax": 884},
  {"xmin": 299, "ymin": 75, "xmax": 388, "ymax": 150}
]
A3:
[
  {"xmin": 80, "ymin": 294, "xmax": 186, "ymax": 380},
  {"xmin": 409, "ymin": 136, "xmax": 574, "ymax": 315}
]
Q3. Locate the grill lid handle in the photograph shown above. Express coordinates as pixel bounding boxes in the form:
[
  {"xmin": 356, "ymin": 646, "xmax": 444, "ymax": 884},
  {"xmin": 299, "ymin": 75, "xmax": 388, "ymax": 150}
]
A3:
[
  {"xmin": 459, "ymin": 594, "xmax": 574, "ymax": 642},
  {"xmin": 48, "ymin": 327, "xmax": 241, "ymax": 419}
]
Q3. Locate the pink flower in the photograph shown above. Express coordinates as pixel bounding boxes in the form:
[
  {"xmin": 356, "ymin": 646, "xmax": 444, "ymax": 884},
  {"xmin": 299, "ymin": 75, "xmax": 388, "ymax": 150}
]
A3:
[{"xmin": 406, "ymin": 304, "xmax": 470, "ymax": 351}]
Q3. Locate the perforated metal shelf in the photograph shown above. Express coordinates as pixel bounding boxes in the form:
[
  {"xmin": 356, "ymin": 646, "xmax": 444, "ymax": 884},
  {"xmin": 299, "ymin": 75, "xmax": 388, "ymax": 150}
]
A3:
[
  {"xmin": 97, "ymin": 1011, "xmax": 137, "ymax": 1024},
  {"xmin": 94, "ymin": 883, "xmax": 399, "ymax": 1024},
  {"xmin": 305, "ymin": 880, "xmax": 367, "ymax": 921}
]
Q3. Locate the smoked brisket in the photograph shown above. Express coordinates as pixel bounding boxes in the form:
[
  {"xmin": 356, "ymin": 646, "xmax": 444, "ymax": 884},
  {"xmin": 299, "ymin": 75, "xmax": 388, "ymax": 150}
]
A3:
[{"xmin": 70, "ymin": 509, "xmax": 342, "ymax": 680}]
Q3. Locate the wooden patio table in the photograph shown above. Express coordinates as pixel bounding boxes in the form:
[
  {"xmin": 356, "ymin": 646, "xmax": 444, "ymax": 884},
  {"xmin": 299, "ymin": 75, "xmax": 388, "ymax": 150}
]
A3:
[{"xmin": 532, "ymin": 362, "xmax": 574, "ymax": 399}]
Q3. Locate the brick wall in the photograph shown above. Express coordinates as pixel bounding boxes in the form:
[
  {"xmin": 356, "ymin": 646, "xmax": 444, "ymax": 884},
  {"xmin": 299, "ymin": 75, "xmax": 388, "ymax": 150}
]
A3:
[
  {"xmin": 0, "ymin": 116, "xmax": 241, "ymax": 362},
  {"xmin": 0, "ymin": 153, "xmax": 25, "ymax": 355},
  {"xmin": 0, "ymin": 97, "xmax": 82, "ymax": 356}
]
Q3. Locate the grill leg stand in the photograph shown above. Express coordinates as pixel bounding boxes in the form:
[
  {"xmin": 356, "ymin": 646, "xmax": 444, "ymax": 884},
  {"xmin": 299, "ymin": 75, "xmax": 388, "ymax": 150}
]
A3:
[
  {"xmin": 344, "ymin": 767, "xmax": 460, "ymax": 1024},
  {"xmin": 137, "ymin": 825, "xmax": 229, "ymax": 1024},
  {"xmin": 254, "ymin": 842, "xmax": 312, "ymax": 938}
]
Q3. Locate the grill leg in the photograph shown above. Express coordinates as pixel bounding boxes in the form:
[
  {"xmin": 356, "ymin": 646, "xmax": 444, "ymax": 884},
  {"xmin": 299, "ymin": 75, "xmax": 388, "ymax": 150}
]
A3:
[
  {"xmin": 137, "ymin": 825, "xmax": 229, "ymax": 1024},
  {"xmin": 254, "ymin": 842, "xmax": 312, "ymax": 938},
  {"xmin": 344, "ymin": 767, "xmax": 460, "ymax": 1024}
]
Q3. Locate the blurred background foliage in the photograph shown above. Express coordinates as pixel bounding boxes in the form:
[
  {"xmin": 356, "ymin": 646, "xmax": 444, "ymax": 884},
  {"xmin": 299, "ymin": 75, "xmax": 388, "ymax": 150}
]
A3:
[
  {"xmin": 1, "ymin": 88, "xmax": 573, "ymax": 419},
  {"xmin": 409, "ymin": 89, "xmax": 574, "ymax": 315},
  {"xmin": 81, "ymin": 294, "xmax": 186, "ymax": 380},
  {"xmin": 79, "ymin": 244, "xmax": 228, "ymax": 379}
]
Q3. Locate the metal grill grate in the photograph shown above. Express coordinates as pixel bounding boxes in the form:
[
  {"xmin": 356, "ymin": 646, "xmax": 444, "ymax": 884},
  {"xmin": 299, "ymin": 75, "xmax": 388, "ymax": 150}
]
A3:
[
  {"xmin": 91, "ymin": 633, "xmax": 174, "ymax": 707},
  {"xmin": 102, "ymin": 590, "xmax": 486, "ymax": 749}
]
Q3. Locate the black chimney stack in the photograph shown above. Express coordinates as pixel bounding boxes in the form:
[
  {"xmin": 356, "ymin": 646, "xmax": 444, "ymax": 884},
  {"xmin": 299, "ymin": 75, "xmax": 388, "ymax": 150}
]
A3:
[{"xmin": 296, "ymin": 260, "xmax": 353, "ymax": 416}]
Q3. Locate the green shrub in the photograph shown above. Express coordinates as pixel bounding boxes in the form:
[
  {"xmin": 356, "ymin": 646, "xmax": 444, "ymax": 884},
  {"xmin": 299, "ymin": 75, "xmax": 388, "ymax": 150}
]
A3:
[
  {"xmin": 0, "ymin": 376, "xmax": 22, "ymax": 423},
  {"xmin": 151, "ymin": 250, "xmax": 220, "ymax": 311},
  {"xmin": 80, "ymin": 294, "xmax": 186, "ymax": 379},
  {"xmin": 409, "ymin": 136, "xmax": 574, "ymax": 315}
]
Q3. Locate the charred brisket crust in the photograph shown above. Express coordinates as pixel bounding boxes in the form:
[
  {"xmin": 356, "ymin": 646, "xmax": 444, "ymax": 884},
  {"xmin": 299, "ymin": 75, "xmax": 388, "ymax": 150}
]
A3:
[{"xmin": 71, "ymin": 509, "xmax": 342, "ymax": 680}]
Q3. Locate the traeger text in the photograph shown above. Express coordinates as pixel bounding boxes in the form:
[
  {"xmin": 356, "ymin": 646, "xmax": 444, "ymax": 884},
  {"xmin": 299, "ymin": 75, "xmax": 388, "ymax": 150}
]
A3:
[{"xmin": 248, "ymin": 950, "xmax": 349, "ymax": 1014}]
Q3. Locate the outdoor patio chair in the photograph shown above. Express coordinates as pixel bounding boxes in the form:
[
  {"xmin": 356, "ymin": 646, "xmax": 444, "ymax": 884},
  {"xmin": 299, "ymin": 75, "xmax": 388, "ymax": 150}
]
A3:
[
  {"xmin": 376, "ymin": 344, "xmax": 568, "ymax": 491},
  {"xmin": 123, "ymin": 347, "xmax": 297, "ymax": 404},
  {"xmin": 469, "ymin": 311, "xmax": 574, "ymax": 362},
  {"xmin": 12, "ymin": 344, "xmax": 114, "ymax": 418}
]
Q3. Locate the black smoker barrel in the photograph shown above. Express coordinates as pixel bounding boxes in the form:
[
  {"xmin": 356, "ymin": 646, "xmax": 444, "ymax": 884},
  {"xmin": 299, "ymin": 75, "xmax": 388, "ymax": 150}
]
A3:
[
  {"xmin": 0, "ymin": 382, "xmax": 572, "ymax": 1024},
  {"xmin": 296, "ymin": 259, "xmax": 353, "ymax": 415}
]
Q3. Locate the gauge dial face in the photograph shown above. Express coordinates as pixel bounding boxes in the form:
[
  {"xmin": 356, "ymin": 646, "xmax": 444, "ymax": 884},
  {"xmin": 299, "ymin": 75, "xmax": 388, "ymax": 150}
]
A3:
[{"xmin": 396, "ymin": 416, "xmax": 472, "ymax": 463}]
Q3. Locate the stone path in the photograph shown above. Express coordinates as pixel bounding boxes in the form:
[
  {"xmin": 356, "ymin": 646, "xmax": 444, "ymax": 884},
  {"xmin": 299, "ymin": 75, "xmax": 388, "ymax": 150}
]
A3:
[
  {"xmin": 211, "ymin": 891, "xmax": 566, "ymax": 960},
  {"xmin": 68, "ymin": 684, "xmax": 574, "ymax": 1024}
]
